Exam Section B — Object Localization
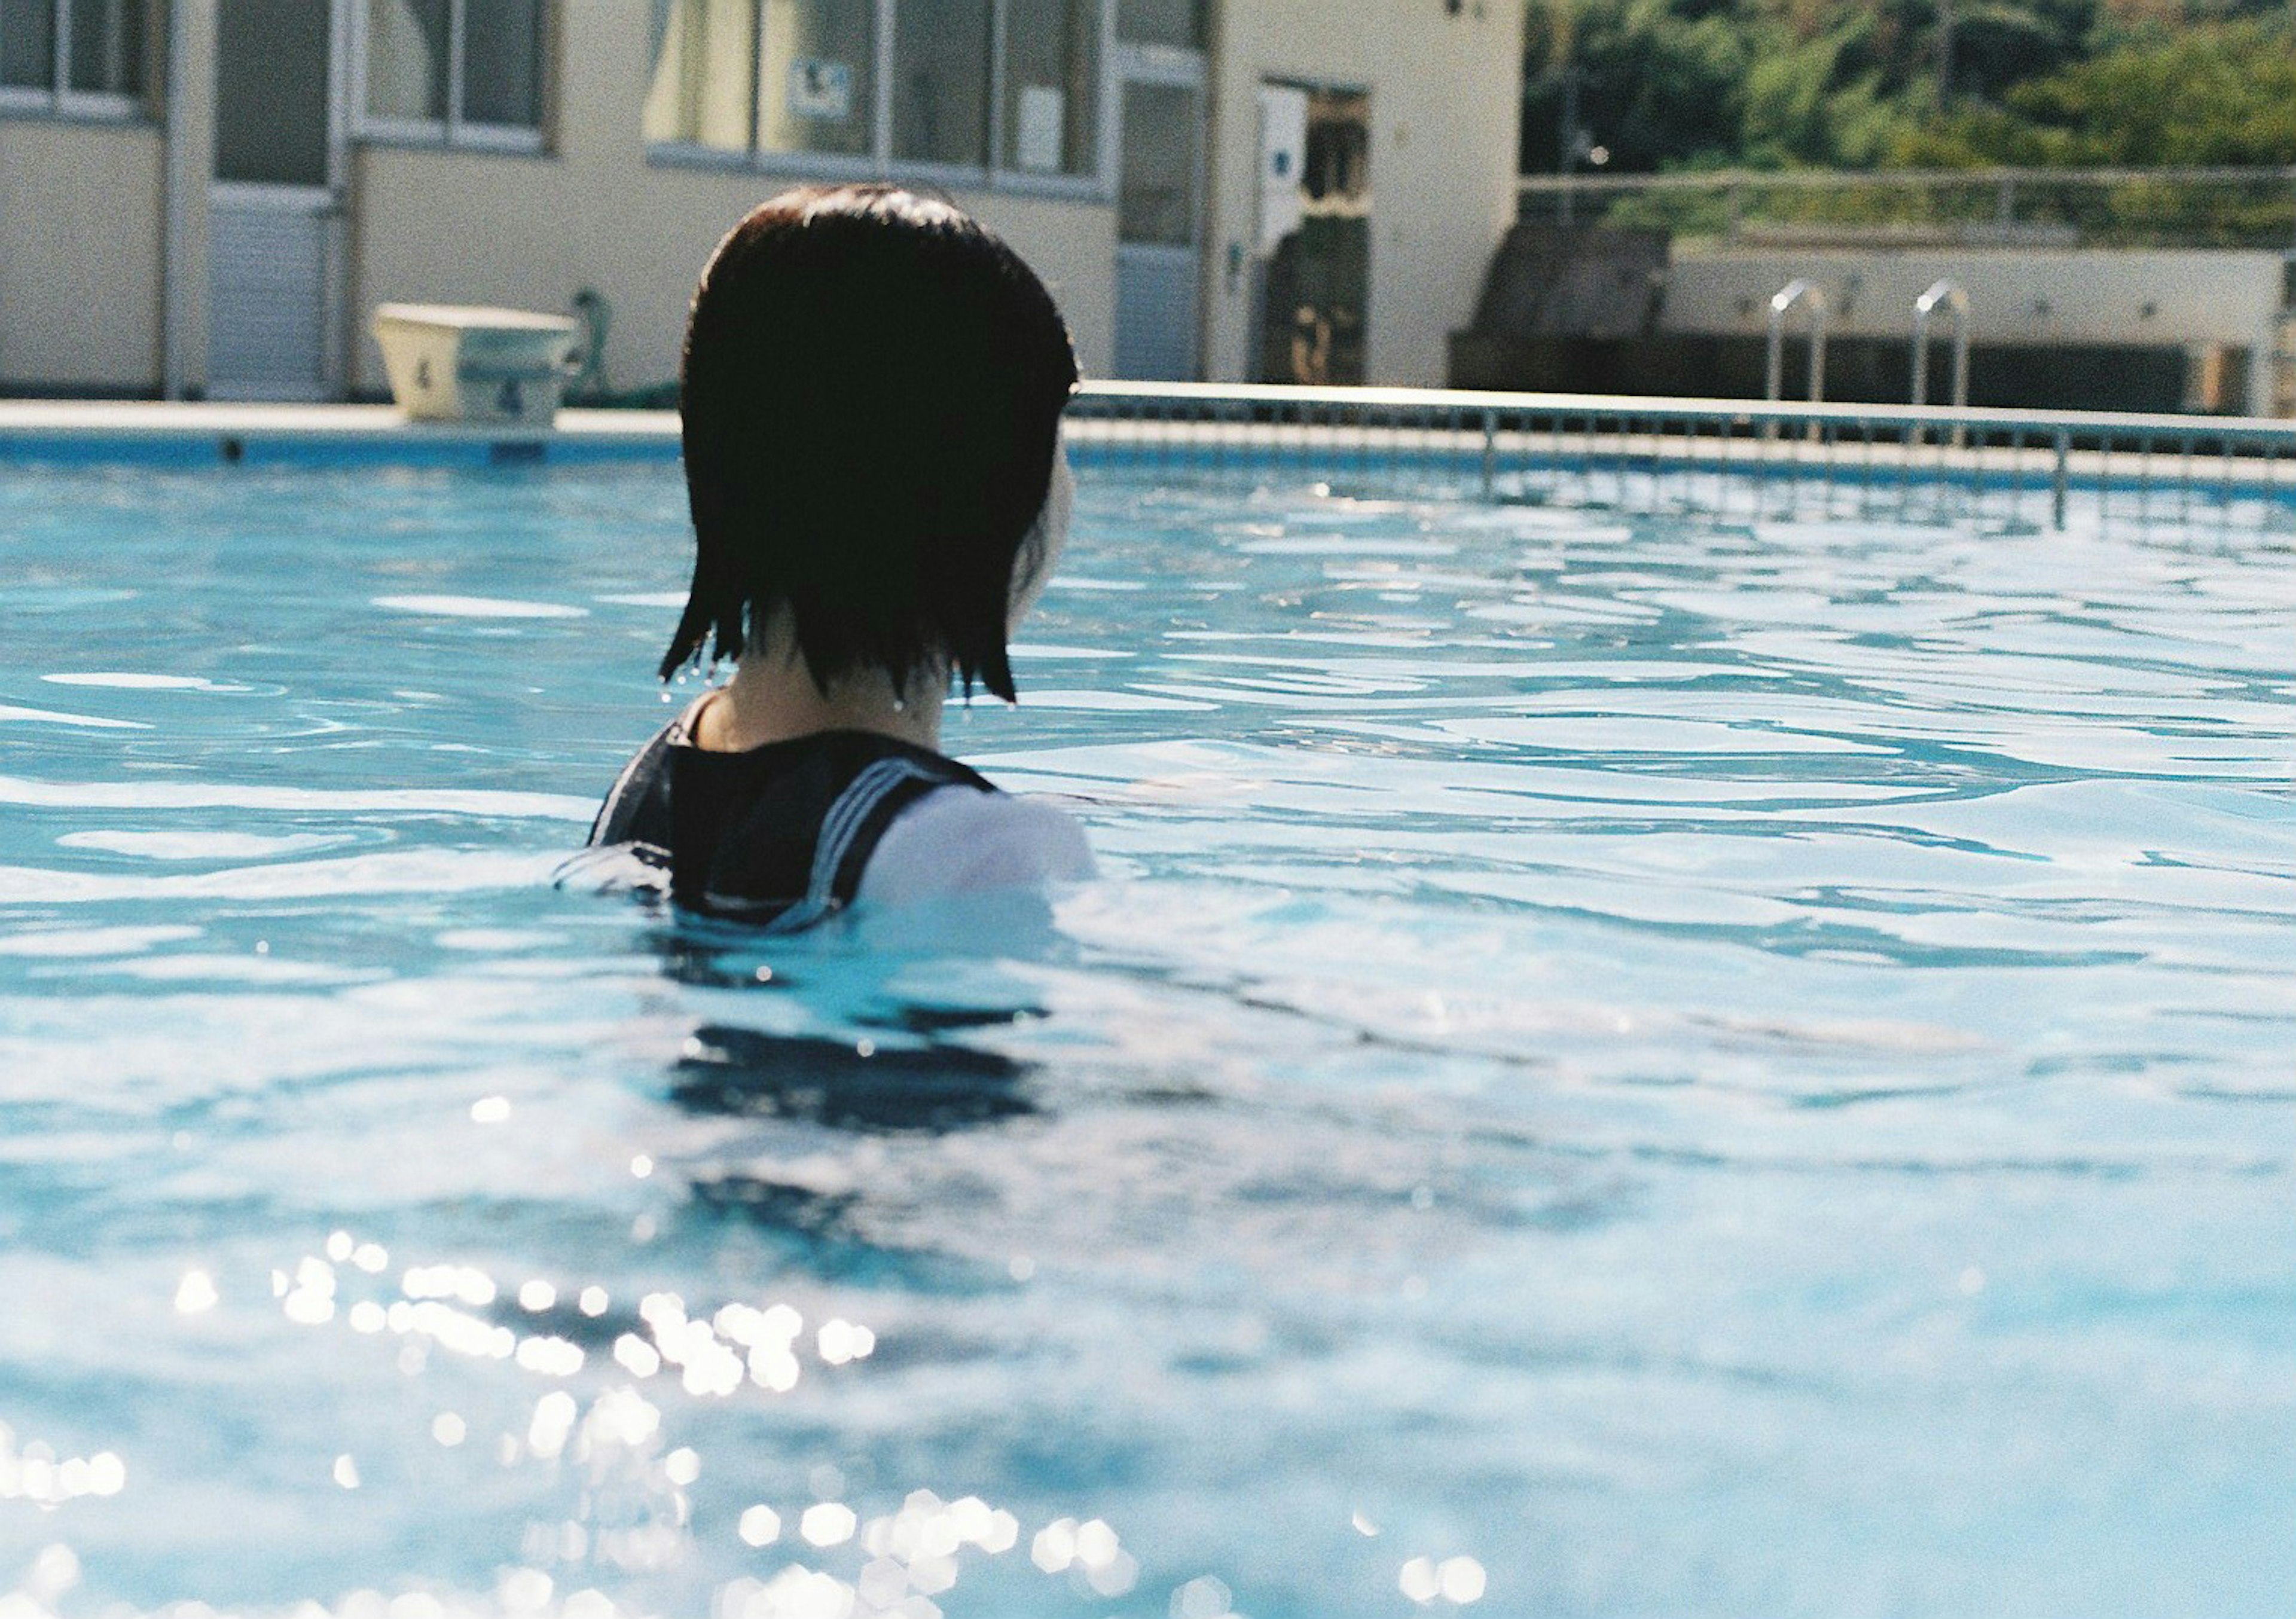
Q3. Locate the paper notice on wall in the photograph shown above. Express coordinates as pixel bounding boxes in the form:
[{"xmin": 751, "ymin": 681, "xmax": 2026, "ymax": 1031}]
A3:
[
  {"xmin": 1257, "ymin": 83, "xmax": 1309, "ymax": 253},
  {"xmin": 787, "ymin": 58, "xmax": 853, "ymax": 122},
  {"xmin": 1017, "ymin": 85, "xmax": 1066, "ymax": 172}
]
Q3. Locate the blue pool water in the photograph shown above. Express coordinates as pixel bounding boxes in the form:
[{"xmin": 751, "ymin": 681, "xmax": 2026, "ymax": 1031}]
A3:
[{"xmin": 0, "ymin": 456, "xmax": 2291, "ymax": 1618}]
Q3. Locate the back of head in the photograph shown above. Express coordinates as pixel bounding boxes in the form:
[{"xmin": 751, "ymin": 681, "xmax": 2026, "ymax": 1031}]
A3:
[{"xmin": 664, "ymin": 185, "xmax": 1079, "ymax": 701}]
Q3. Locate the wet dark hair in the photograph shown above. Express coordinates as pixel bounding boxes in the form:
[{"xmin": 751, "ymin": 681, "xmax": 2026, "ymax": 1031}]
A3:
[{"xmin": 661, "ymin": 184, "xmax": 1079, "ymax": 702}]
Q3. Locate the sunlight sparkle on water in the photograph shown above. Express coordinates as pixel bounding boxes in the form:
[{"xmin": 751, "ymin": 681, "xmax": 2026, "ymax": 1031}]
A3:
[
  {"xmin": 0, "ymin": 1428, "xmax": 126, "ymax": 1505},
  {"xmin": 799, "ymin": 1503, "xmax": 858, "ymax": 1548}
]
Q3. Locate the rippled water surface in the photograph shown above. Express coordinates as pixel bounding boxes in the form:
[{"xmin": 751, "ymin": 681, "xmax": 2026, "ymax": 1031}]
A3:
[{"xmin": 1, "ymin": 457, "xmax": 2291, "ymax": 1619}]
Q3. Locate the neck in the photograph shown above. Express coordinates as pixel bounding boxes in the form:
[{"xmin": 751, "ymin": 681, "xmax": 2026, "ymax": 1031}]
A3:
[{"xmin": 693, "ymin": 621, "xmax": 945, "ymax": 755}]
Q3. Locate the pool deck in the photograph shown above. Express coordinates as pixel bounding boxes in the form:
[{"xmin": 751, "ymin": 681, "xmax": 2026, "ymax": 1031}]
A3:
[{"xmin": 0, "ymin": 401, "xmax": 682, "ymax": 463}]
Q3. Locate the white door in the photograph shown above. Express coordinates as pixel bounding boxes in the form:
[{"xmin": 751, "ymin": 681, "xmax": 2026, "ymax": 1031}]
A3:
[
  {"xmin": 1112, "ymin": 48, "xmax": 1205, "ymax": 381},
  {"xmin": 208, "ymin": 0, "xmax": 346, "ymax": 400}
]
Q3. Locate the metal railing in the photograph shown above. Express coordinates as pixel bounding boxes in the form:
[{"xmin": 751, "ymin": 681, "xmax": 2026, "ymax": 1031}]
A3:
[
  {"xmin": 1516, "ymin": 163, "xmax": 2296, "ymax": 251},
  {"xmin": 1764, "ymin": 279, "xmax": 1830, "ymax": 409},
  {"xmin": 1066, "ymin": 382, "xmax": 2296, "ymax": 536},
  {"xmin": 1910, "ymin": 279, "xmax": 1972, "ymax": 448},
  {"xmin": 1910, "ymin": 279, "xmax": 1971, "ymax": 413},
  {"xmin": 0, "ymin": 390, "xmax": 2288, "ymax": 538}
]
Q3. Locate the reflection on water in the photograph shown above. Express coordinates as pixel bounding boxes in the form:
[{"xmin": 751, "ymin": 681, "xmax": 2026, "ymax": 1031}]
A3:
[{"xmin": 0, "ymin": 461, "xmax": 2289, "ymax": 1618}]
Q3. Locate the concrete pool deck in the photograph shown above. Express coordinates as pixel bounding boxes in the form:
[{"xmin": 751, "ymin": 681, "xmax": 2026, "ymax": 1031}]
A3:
[{"xmin": 0, "ymin": 401, "xmax": 681, "ymax": 462}]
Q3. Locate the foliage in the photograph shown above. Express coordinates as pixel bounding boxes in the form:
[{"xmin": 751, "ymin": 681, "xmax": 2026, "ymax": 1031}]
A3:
[
  {"xmin": 1521, "ymin": 0, "xmax": 2296, "ymax": 176},
  {"xmin": 1899, "ymin": 17, "xmax": 2296, "ymax": 166}
]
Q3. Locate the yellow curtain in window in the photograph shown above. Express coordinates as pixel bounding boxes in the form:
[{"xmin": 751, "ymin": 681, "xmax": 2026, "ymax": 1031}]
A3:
[{"xmin": 642, "ymin": 0, "xmax": 756, "ymax": 151}]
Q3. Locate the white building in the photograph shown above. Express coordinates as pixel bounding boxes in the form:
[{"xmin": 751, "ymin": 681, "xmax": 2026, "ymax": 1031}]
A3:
[{"xmin": 0, "ymin": 0, "xmax": 1524, "ymax": 401}]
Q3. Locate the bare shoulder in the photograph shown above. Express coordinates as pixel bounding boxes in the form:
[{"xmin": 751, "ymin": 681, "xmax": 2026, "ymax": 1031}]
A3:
[{"xmin": 859, "ymin": 786, "xmax": 1095, "ymax": 907}]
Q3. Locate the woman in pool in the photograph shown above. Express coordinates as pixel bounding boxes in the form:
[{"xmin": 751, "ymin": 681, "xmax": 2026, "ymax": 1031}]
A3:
[{"xmin": 583, "ymin": 184, "xmax": 1092, "ymax": 925}]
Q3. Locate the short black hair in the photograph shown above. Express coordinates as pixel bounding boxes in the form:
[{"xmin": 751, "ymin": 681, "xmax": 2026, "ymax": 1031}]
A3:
[{"xmin": 661, "ymin": 184, "xmax": 1079, "ymax": 702}]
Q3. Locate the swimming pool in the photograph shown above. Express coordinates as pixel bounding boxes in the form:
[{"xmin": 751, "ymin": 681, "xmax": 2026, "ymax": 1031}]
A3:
[{"xmin": 1, "ymin": 448, "xmax": 2289, "ymax": 1618}]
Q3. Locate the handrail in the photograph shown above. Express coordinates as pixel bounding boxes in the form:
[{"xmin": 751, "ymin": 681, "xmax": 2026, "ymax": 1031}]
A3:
[
  {"xmin": 1765, "ymin": 279, "xmax": 1828, "ymax": 406},
  {"xmin": 1513, "ymin": 162, "xmax": 2296, "ymax": 248},
  {"xmin": 1910, "ymin": 280, "xmax": 1971, "ymax": 410},
  {"xmin": 1067, "ymin": 381, "xmax": 2296, "ymax": 445},
  {"xmin": 1911, "ymin": 278, "xmax": 1972, "ymax": 447},
  {"xmin": 1764, "ymin": 279, "xmax": 1828, "ymax": 440},
  {"xmin": 1516, "ymin": 161, "xmax": 2296, "ymax": 196},
  {"xmin": 1, "ymin": 390, "xmax": 2288, "ymax": 448},
  {"xmin": 3, "ymin": 395, "xmax": 2289, "ymax": 542},
  {"xmin": 1062, "ymin": 381, "xmax": 2296, "ymax": 535}
]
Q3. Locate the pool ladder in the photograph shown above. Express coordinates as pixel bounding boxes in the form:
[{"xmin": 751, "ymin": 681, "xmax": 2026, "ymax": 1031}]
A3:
[
  {"xmin": 1910, "ymin": 278, "xmax": 1971, "ymax": 445},
  {"xmin": 1766, "ymin": 276, "xmax": 1977, "ymax": 443},
  {"xmin": 1763, "ymin": 279, "xmax": 1828, "ymax": 439}
]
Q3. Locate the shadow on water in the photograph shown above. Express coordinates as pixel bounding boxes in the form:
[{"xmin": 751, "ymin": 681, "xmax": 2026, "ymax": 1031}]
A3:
[
  {"xmin": 668, "ymin": 1024, "xmax": 1039, "ymax": 1134},
  {"xmin": 640, "ymin": 907, "xmax": 1061, "ymax": 1275},
  {"xmin": 667, "ymin": 1022, "xmax": 1045, "ymax": 1275}
]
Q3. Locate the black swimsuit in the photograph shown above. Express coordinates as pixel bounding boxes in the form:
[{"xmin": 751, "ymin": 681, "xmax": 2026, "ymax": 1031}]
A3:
[{"xmin": 583, "ymin": 719, "xmax": 997, "ymax": 927}]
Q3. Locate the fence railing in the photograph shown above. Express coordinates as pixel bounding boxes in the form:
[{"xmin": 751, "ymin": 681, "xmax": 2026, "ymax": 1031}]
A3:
[
  {"xmin": 1067, "ymin": 382, "xmax": 2296, "ymax": 535},
  {"xmin": 1516, "ymin": 164, "xmax": 2296, "ymax": 252},
  {"xmin": 1, "ymin": 390, "xmax": 2289, "ymax": 535}
]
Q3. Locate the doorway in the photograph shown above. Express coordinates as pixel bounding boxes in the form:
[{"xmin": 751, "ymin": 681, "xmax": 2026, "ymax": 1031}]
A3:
[
  {"xmin": 207, "ymin": 0, "xmax": 346, "ymax": 399},
  {"xmin": 1254, "ymin": 83, "xmax": 1369, "ymax": 386},
  {"xmin": 1112, "ymin": 43, "xmax": 1206, "ymax": 381}
]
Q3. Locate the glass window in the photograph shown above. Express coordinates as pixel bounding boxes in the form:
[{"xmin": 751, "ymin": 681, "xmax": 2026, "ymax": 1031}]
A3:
[
  {"xmin": 1002, "ymin": 0, "xmax": 1098, "ymax": 177},
  {"xmin": 890, "ymin": 0, "xmax": 990, "ymax": 167},
  {"xmin": 364, "ymin": 0, "xmax": 545, "ymax": 137},
  {"xmin": 217, "ymin": 0, "xmax": 330, "ymax": 184},
  {"xmin": 1115, "ymin": 0, "xmax": 1200, "ymax": 48},
  {"xmin": 1118, "ymin": 80, "xmax": 1195, "ymax": 245},
  {"xmin": 365, "ymin": 0, "xmax": 448, "ymax": 121},
  {"xmin": 2, "ymin": 0, "xmax": 148, "ymax": 101},
  {"xmin": 759, "ymin": 0, "xmax": 873, "ymax": 160},
  {"xmin": 643, "ymin": 0, "xmax": 755, "ymax": 152},
  {"xmin": 463, "ymin": 0, "xmax": 543, "ymax": 127},
  {"xmin": 646, "ymin": 0, "xmax": 1116, "ymax": 184},
  {"xmin": 1, "ymin": 0, "xmax": 56, "ymax": 90},
  {"xmin": 66, "ymin": 0, "xmax": 140, "ymax": 94}
]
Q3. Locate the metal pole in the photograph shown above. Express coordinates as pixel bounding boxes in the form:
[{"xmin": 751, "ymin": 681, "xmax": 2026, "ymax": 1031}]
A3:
[
  {"xmin": 1937, "ymin": 0, "xmax": 1956, "ymax": 105},
  {"xmin": 1558, "ymin": 66, "xmax": 1578, "ymax": 225},
  {"xmin": 2051, "ymin": 429, "xmax": 2071, "ymax": 531},
  {"xmin": 160, "ymin": 0, "xmax": 198, "ymax": 400}
]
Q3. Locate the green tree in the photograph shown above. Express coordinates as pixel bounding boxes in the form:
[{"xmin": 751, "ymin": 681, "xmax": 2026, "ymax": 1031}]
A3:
[
  {"xmin": 1519, "ymin": 0, "xmax": 2286, "ymax": 176},
  {"xmin": 1521, "ymin": 1, "xmax": 2101, "ymax": 176},
  {"xmin": 1899, "ymin": 17, "xmax": 2296, "ymax": 165},
  {"xmin": 1895, "ymin": 16, "xmax": 2296, "ymax": 241},
  {"xmin": 1521, "ymin": 0, "xmax": 1754, "ymax": 173}
]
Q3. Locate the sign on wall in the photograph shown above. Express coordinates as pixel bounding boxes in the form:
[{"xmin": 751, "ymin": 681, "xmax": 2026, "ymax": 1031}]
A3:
[
  {"xmin": 1017, "ymin": 85, "xmax": 1067, "ymax": 172},
  {"xmin": 1256, "ymin": 84, "xmax": 1308, "ymax": 253},
  {"xmin": 788, "ymin": 59, "xmax": 853, "ymax": 122}
]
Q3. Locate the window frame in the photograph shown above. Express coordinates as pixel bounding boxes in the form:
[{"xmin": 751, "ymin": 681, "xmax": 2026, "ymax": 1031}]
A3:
[
  {"xmin": 646, "ymin": 0, "xmax": 1115, "ymax": 203},
  {"xmin": 0, "ymin": 0, "xmax": 151, "ymax": 122},
  {"xmin": 352, "ymin": 0, "xmax": 551, "ymax": 155},
  {"xmin": 750, "ymin": 0, "xmax": 881, "ymax": 181}
]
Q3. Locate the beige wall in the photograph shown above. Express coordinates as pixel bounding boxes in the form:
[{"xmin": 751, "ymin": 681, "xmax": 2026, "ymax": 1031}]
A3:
[
  {"xmin": 1664, "ymin": 248, "xmax": 2290, "ymax": 414},
  {"xmin": 346, "ymin": 0, "xmax": 1117, "ymax": 397},
  {"xmin": 1665, "ymin": 248, "xmax": 2288, "ymax": 344},
  {"xmin": 0, "ymin": 120, "xmax": 167, "ymax": 391},
  {"xmin": 1205, "ymin": 0, "xmax": 1522, "ymax": 386},
  {"xmin": 1, "ymin": 0, "xmax": 1517, "ymax": 399}
]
